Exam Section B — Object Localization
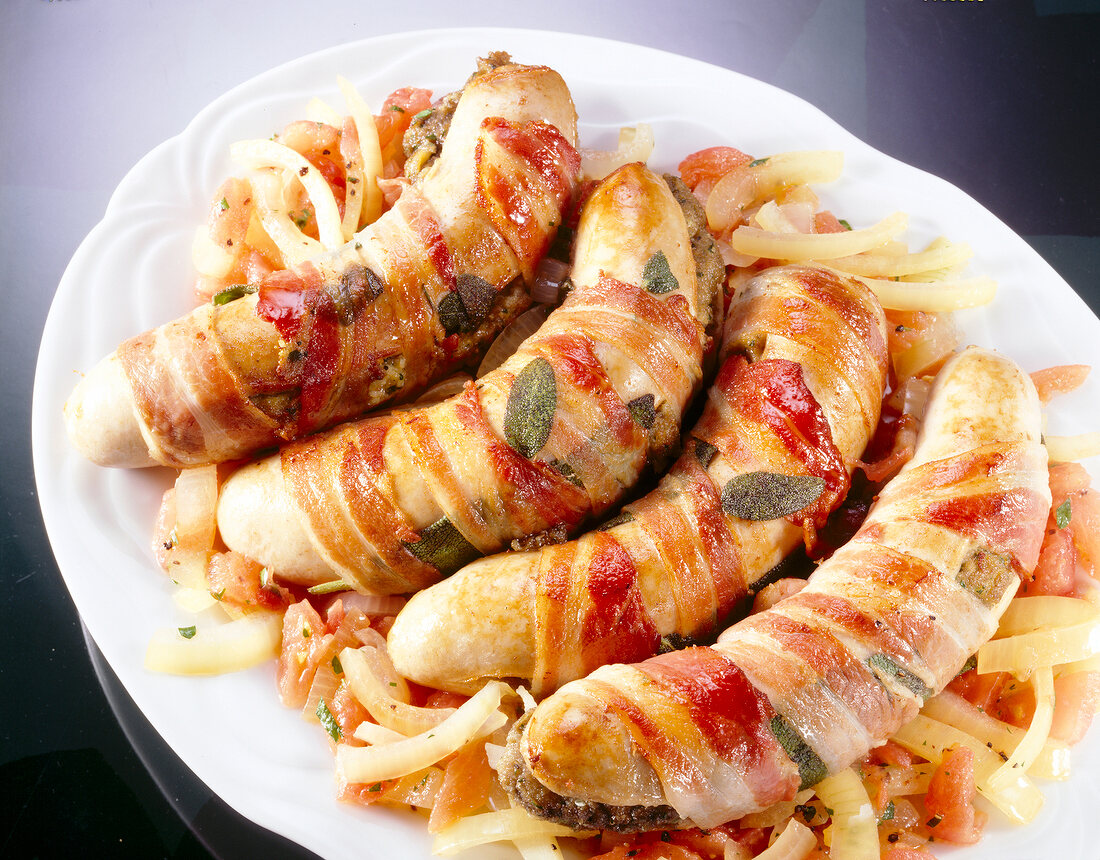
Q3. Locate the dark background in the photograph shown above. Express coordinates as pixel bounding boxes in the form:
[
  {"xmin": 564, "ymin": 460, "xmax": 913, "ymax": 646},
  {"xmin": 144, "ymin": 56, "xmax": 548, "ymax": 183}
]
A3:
[{"xmin": 3, "ymin": 1, "xmax": 1098, "ymax": 857}]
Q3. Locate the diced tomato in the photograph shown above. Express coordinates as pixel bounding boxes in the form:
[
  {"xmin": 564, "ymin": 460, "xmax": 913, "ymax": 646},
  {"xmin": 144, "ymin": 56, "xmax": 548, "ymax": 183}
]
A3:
[
  {"xmin": 885, "ymin": 310, "xmax": 960, "ymax": 381},
  {"xmin": 678, "ymin": 146, "xmax": 752, "ymax": 197},
  {"xmin": 277, "ymin": 600, "xmax": 327, "ymax": 708},
  {"xmin": 206, "ymin": 551, "xmax": 291, "ymax": 611},
  {"xmin": 1051, "ymin": 671, "xmax": 1100, "ymax": 744},
  {"xmin": 921, "ymin": 746, "xmax": 985, "ymax": 844},
  {"xmin": 883, "ymin": 847, "xmax": 936, "ymax": 860},
  {"xmin": 865, "ymin": 740, "xmax": 917, "ymax": 769},
  {"xmin": 1022, "ymin": 523, "xmax": 1077, "ymax": 596},
  {"xmin": 1030, "ymin": 364, "xmax": 1090, "ymax": 404},
  {"xmin": 327, "ymin": 681, "xmax": 369, "ymax": 746},
  {"xmin": 589, "ymin": 844, "xmax": 706, "ymax": 860},
  {"xmin": 375, "ymin": 87, "xmax": 433, "ymax": 177},
  {"xmin": 426, "ymin": 740, "xmax": 493, "ymax": 833},
  {"xmin": 813, "ymin": 210, "xmax": 846, "ymax": 233}
]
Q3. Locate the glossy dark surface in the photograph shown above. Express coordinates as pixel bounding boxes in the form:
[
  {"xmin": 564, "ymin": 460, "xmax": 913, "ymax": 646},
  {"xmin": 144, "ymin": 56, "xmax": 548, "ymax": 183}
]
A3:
[{"xmin": 3, "ymin": 1, "xmax": 1097, "ymax": 857}]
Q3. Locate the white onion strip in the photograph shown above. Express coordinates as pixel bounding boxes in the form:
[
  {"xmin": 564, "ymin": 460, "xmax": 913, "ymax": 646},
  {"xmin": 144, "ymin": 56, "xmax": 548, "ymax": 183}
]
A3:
[
  {"xmin": 1046, "ymin": 432, "xmax": 1100, "ymax": 463},
  {"xmin": 813, "ymin": 768, "xmax": 878, "ymax": 860},
  {"xmin": 854, "ymin": 274, "xmax": 997, "ymax": 312},
  {"xmin": 144, "ymin": 612, "xmax": 282, "ymax": 675},
  {"xmin": 249, "ymin": 170, "xmax": 324, "ymax": 266},
  {"xmin": 338, "ymin": 76, "xmax": 384, "ymax": 228},
  {"xmin": 827, "ymin": 239, "xmax": 973, "ymax": 278},
  {"xmin": 341, "ymin": 646, "xmax": 456, "ymax": 734},
  {"xmin": 337, "ymin": 680, "xmax": 511, "ymax": 784},
  {"xmin": 891, "ymin": 714, "xmax": 1044, "ymax": 823},
  {"xmin": 231, "ymin": 139, "xmax": 344, "ymax": 250},
  {"xmin": 754, "ymin": 819, "xmax": 817, "ymax": 860},
  {"xmin": 431, "ymin": 808, "xmax": 596, "ymax": 857},
  {"xmin": 988, "ymin": 666, "xmax": 1056, "ymax": 795},
  {"xmin": 729, "ymin": 212, "xmax": 907, "ymax": 261}
]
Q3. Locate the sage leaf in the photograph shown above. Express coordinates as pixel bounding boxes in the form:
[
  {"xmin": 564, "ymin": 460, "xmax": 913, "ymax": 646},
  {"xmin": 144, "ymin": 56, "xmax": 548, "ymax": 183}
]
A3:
[
  {"xmin": 504, "ymin": 357, "xmax": 556, "ymax": 458},
  {"xmin": 404, "ymin": 516, "xmax": 481, "ymax": 575},
  {"xmin": 642, "ymin": 250, "xmax": 678, "ymax": 295},
  {"xmin": 721, "ymin": 471, "xmax": 825, "ymax": 521}
]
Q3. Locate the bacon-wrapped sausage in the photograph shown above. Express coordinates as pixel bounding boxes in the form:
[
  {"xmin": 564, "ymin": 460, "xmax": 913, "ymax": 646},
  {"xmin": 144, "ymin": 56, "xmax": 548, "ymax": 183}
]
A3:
[
  {"xmin": 214, "ymin": 162, "xmax": 720, "ymax": 593},
  {"xmin": 502, "ymin": 346, "xmax": 1050, "ymax": 832},
  {"xmin": 387, "ymin": 264, "xmax": 889, "ymax": 695},
  {"xmin": 64, "ymin": 60, "xmax": 580, "ymax": 468}
]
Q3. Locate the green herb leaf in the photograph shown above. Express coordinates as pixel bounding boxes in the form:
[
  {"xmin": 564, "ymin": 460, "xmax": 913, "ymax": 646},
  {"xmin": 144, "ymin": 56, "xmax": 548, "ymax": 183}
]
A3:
[
  {"xmin": 769, "ymin": 715, "xmax": 826, "ymax": 789},
  {"xmin": 839, "ymin": 219, "xmax": 852, "ymax": 231},
  {"xmin": 641, "ymin": 250, "xmax": 678, "ymax": 295},
  {"xmin": 413, "ymin": 108, "xmax": 433, "ymax": 122},
  {"xmin": 627, "ymin": 394, "xmax": 657, "ymax": 430},
  {"xmin": 504, "ymin": 357, "xmax": 557, "ymax": 458},
  {"xmin": 721, "ymin": 471, "xmax": 825, "ymax": 521},
  {"xmin": 404, "ymin": 516, "xmax": 481, "ymax": 575},
  {"xmin": 748, "ymin": 157, "xmax": 769, "ymax": 168},
  {"xmin": 867, "ymin": 653, "xmax": 933, "ymax": 702},
  {"xmin": 308, "ymin": 580, "xmax": 353, "ymax": 595},
  {"xmin": 218, "ymin": 197, "xmax": 230, "ymax": 211},
  {"xmin": 1055, "ymin": 498, "xmax": 1072, "ymax": 529},
  {"xmin": 693, "ymin": 438, "xmax": 718, "ymax": 468},
  {"xmin": 178, "ymin": 626, "xmax": 197, "ymax": 640},
  {"xmin": 316, "ymin": 699, "xmax": 342, "ymax": 742},
  {"xmin": 331, "ymin": 655, "xmax": 343, "ymax": 675},
  {"xmin": 212, "ymin": 283, "xmax": 257, "ymax": 306},
  {"xmin": 880, "ymin": 800, "xmax": 896, "ymax": 822}
]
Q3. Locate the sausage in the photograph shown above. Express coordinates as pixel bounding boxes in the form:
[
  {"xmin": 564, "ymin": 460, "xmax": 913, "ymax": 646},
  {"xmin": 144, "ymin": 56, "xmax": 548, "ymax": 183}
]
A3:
[
  {"xmin": 63, "ymin": 61, "xmax": 581, "ymax": 469},
  {"xmin": 387, "ymin": 264, "xmax": 889, "ymax": 694},
  {"xmin": 502, "ymin": 346, "xmax": 1050, "ymax": 831},
  {"xmin": 215, "ymin": 163, "xmax": 720, "ymax": 594}
]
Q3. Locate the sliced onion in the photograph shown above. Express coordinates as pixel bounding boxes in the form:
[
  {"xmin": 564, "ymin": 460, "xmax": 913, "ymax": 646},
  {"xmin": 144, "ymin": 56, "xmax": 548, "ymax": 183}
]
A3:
[
  {"xmin": 813, "ymin": 768, "xmax": 878, "ymax": 860},
  {"xmin": 337, "ymin": 680, "xmax": 510, "ymax": 783},
  {"xmin": 249, "ymin": 170, "xmax": 324, "ymax": 266},
  {"xmin": 705, "ymin": 166, "xmax": 756, "ymax": 233},
  {"xmin": 857, "ymin": 274, "xmax": 997, "ymax": 312},
  {"xmin": 754, "ymin": 819, "xmax": 816, "ymax": 860},
  {"xmin": 341, "ymin": 646, "xmax": 456, "ymax": 734},
  {"xmin": 730, "ymin": 211, "xmax": 907, "ymax": 261},
  {"xmin": 891, "ymin": 714, "xmax": 1044, "ymax": 823},
  {"xmin": 304, "ymin": 96, "xmax": 343, "ymax": 126},
  {"xmin": 191, "ymin": 225, "xmax": 235, "ymax": 278},
  {"xmin": 338, "ymin": 76, "xmax": 384, "ymax": 227},
  {"xmin": 144, "ymin": 611, "xmax": 282, "ymax": 675},
  {"xmin": 531, "ymin": 257, "xmax": 570, "ymax": 304},
  {"xmin": 579, "ymin": 124, "xmax": 654, "ymax": 180},
  {"xmin": 231, "ymin": 139, "xmax": 344, "ymax": 250},
  {"xmin": 996, "ymin": 595, "xmax": 1100, "ymax": 638},
  {"xmin": 751, "ymin": 150, "xmax": 844, "ymax": 198},
  {"xmin": 430, "ymin": 808, "xmax": 595, "ymax": 857},
  {"xmin": 829, "ymin": 239, "xmax": 973, "ymax": 279},
  {"xmin": 169, "ymin": 465, "xmax": 218, "ymax": 589},
  {"xmin": 412, "ymin": 374, "xmax": 472, "ymax": 406},
  {"xmin": 477, "ymin": 306, "xmax": 551, "ymax": 378},
  {"xmin": 921, "ymin": 690, "xmax": 1069, "ymax": 780},
  {"xmin": 354, "ymin": 719, "xmax": 409, "ymax": 745},
  {"xmin": 989, "ymin": 667, "xmax": 1055, "ymax": 795},
  {"xmin": 1046, "ymin": 432, "xmax": 1100, "ymax": 463},
  {"xmin": 977, "ymin": 616, "xmax": 1100, "ymax": 675}
]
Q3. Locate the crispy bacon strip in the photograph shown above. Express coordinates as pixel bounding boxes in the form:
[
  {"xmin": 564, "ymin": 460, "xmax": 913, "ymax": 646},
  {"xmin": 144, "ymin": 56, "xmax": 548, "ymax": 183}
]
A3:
[
  {"xmin": 388, "ymin": 265, "xmax": 889, "ymax": 695},
  {"xmin": 505, "ymin": 346, "xmax": 1050, "ymax": 831},
  {"xmin": 218, "ymin": 163, "xmax": 716, "ymax": 595},
  {"xmin": 68, "ymin": 61, "xmax": 581, "ymax": 468}
]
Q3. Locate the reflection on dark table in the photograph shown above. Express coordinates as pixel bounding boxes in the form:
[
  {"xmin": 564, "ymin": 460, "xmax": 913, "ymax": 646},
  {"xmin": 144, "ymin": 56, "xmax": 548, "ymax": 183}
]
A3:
[{"xmin": 3, "ymin": 1, "xmax": 1098, "ymax": 858}]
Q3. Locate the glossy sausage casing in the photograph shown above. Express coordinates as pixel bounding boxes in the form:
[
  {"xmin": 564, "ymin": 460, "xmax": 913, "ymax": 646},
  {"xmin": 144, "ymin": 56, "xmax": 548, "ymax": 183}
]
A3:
[
  {"xmin": 64, "ymin": 61, "xmax": 580, "ymax": 468},
  {"xmin": 387, "ymin": 264, "xmax": 889, "ymax": 694},
  {"xmin": 506, "ymin": 346, "xmax": 1050, "ymax": 831},
  {"xmin": 216, "ymin": 163, "xmax": 716, "ymax": 594}
]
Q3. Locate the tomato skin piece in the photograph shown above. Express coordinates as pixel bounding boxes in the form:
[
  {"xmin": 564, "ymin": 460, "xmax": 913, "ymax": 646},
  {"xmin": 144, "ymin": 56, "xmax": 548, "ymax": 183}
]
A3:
[
  {"xmin": 678, "ymin": 145, "xmax": 752, "ymax": 197},
  {"xmin": 921, "ymin": 745, "xmax": 985, "ymax": 845},
  {"xmin": 1051, "ymin": 671, "xmax": 1100, "ymax": 744},
  {"xmin": 276, "ymin": 600, "xmax": 326, "ymax": 708}
]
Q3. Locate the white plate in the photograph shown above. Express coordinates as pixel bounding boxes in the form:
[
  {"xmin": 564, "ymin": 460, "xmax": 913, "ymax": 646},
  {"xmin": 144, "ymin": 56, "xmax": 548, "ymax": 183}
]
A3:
[{"xmin": 32, "ymin": 27, "xmax": 1100, "ymax": 860}]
